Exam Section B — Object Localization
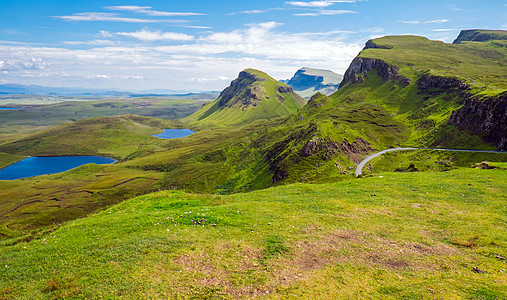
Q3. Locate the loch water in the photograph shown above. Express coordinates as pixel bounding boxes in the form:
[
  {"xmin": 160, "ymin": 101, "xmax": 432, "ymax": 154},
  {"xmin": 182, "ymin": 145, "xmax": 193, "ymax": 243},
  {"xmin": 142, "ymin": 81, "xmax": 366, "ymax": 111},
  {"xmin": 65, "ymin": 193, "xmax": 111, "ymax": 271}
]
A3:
[
  {"xmin": 152, "ymin": 129, "xmax": 194, "ymax": 139},
  {"xmin": 0, "ymin": 156, "xmax": 116, "ymax": 180}
]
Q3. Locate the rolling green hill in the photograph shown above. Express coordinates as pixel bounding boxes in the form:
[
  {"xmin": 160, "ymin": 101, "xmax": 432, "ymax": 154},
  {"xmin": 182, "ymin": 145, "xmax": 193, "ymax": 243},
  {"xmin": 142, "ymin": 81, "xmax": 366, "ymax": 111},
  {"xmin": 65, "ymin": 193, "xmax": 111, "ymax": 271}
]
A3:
[{"xmin": 185, "ymin": 69, "xmax": 306, "ymax": 128}]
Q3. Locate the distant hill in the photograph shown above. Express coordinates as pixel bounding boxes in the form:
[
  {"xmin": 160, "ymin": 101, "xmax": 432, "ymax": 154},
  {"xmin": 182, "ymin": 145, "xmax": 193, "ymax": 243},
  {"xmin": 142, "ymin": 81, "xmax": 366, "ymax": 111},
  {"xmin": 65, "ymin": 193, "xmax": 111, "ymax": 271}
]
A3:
[
  {"xmin": 0, "ymin": 83, "xmax": 215, "ymax": 97},
  {"xmin": 452, "ymin": 29, "xmax": 507, "ymax": 44},
  {"xmin": 282, "ymin": 67, "xmax": 343, "ymax": 99},
  {"xmin": 185, "ymin": 69, "xmax": 306, "ymax": 127}
]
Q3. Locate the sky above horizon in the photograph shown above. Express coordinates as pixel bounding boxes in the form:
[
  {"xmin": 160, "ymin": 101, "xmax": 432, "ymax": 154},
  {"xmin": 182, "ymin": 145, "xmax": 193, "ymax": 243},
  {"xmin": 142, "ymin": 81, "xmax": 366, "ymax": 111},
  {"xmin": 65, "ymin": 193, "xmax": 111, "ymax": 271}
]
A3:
[{"xmin": 1, "ymin": 0, "xmax": 506, "ymax": 92}]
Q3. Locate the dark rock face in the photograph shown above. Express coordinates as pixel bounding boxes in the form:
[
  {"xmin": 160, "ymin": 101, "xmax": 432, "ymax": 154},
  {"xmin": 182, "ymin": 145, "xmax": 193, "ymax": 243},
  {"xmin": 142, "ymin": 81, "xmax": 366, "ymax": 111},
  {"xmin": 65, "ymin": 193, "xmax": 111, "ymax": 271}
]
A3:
[
  {"xmin": 340, "ymin": 57, "xmax": 410, "ymax": 89},
  {"xmin": 418, "ymin": 73, "xmax": 469, "ymax": 91},
  {"xmin": 448, "ymin": 93, "xmax": 507, "ymax": 151},
  {"xmin": 364, "ymin": 39, "xmax": 392, "ymax": 50},
  {"xmin": 277, "ymin": 85, "xmax": 294, "ymax": 93}
]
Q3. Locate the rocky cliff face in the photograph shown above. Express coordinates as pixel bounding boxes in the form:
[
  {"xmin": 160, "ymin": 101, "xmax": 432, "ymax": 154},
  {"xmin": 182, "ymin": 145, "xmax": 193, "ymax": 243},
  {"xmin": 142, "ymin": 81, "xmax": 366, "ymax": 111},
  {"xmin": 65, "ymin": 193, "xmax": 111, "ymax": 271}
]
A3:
[
  {"xmin": 449, "ymin": 93, "xmax": 507, "ymax": 151},
  {"xmin": 340, "ymin": 57, "xmax": 410, "ymax": 88},
  {"xmin": 217, "ymin": 70, "xmax": 266, "ymax": 108}
]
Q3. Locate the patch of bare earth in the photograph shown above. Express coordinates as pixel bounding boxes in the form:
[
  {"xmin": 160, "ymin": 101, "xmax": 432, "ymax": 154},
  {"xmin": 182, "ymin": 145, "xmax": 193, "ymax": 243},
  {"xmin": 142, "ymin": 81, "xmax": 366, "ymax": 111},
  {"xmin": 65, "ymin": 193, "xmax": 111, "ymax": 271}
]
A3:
[{"xmin": 144, "ymin": 229, "xmax": 461, "ymax": 298}]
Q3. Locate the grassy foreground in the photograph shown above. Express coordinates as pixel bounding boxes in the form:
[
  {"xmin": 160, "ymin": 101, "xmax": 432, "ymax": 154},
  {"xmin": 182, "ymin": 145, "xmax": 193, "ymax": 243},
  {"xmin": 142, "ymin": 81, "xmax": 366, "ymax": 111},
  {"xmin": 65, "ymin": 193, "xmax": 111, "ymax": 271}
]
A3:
[{"xmin": 0, "ymin": 167, "xmax": 505, "ymax": 299}]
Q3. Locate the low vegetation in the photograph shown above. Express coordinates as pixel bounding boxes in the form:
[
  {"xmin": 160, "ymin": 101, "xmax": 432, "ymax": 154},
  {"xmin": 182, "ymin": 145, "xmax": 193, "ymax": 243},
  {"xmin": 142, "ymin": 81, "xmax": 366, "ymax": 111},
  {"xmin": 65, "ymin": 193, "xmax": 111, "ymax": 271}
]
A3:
[{"xmin": 0, "ymin": 168, "xmax": 505, "ymax": 299}]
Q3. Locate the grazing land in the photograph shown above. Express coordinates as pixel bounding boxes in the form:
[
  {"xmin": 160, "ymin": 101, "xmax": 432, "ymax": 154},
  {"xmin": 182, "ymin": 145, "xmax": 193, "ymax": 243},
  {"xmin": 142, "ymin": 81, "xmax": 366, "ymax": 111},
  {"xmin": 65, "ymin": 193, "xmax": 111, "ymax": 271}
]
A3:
[{"xmin": 0, "ymin": 167, "xmax": 505, "ymax": 299}]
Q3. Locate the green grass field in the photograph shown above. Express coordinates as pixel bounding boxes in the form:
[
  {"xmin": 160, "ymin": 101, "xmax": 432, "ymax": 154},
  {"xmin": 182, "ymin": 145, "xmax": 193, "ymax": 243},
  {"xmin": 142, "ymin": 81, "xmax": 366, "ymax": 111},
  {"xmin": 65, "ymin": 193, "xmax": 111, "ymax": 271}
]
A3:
[
  {"xmin": 0, "ymin": 96, "xmax": 207, "ymax": 138},
  {"xmin": 0, "ymin": 167, "xmax": 505, "ymax": 299}
]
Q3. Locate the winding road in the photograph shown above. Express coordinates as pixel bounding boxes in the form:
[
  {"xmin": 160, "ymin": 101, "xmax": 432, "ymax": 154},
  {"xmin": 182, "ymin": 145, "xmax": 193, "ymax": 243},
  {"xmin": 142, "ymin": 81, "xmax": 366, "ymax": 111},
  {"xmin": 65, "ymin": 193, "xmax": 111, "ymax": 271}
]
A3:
[{"xmin": 355, "ymin": 147, "xmax": 506, "ymax": 177}]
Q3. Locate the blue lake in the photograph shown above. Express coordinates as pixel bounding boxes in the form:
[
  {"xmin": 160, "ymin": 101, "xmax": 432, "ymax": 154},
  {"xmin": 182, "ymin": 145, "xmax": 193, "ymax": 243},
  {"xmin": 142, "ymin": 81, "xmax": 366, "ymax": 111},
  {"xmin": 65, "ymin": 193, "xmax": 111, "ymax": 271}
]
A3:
[
  {"xmin": 0, "ymin": 156, "xmax": 116, "ymax": 180},
  {"xmin": 152, "ymin": 129, "xmax": 194, "ymax": 139},
  {"xmin": 0, "ymin": 107, "xmax": 22, "ymax": 110}
]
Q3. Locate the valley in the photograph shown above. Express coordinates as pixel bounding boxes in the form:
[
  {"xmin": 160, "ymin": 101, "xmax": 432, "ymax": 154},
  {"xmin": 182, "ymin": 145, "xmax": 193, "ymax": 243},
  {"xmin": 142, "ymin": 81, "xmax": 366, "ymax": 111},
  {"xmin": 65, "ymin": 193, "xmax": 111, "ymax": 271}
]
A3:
[{"xmin": 0, "ymin": 29, "xmax": 506, "ymax": 299}]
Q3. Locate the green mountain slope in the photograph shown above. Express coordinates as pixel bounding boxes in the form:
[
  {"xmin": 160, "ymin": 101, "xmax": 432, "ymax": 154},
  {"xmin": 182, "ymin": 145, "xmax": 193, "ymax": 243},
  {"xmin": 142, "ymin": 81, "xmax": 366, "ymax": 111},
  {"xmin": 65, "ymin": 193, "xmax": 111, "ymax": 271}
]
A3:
[
  {"xmin": 1, "ymin": 168, "xmax": 505, "ymax": 299},
  {"xmin": 335, "ymin": 33, "xmax": 507, "ymax": 151},
  {"xmin": 453, "ymin": 29, "xmax": 507, "ymax": 44},
  {"xmin": 185, "ymin": 69, "xmax": 306, "ymax": 128}
]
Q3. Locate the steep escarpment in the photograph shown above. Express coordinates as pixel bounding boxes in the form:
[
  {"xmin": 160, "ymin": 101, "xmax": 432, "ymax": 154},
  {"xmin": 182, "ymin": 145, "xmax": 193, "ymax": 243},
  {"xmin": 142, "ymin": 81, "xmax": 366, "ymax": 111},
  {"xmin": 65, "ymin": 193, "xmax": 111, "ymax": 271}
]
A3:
[
  {"xmin": 449, "ymin": 93, "xmax": 507, "ymax": 150},
  {"xmin": 453, "ymin": 29, "xmax": 507, "ymax": 44},
  {"xmin": 185, "ymin": 69, "xmax": 306, "ymax": 128},
  {"xmin": 332, "ymin": 34, "xmax": 506, "ymax": 150},
  {"xmin": 340, "ymin": 56, "xmax": 410, "ymax": 88}
]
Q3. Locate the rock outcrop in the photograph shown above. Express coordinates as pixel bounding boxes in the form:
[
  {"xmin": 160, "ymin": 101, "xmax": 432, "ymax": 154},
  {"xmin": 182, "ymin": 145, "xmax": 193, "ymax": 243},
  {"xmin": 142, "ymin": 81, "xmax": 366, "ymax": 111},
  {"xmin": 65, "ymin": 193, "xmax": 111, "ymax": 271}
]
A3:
[
  {"xmin": 448, "ymin": 93, "xmax": 507, "ymax": 151},
  {"xmin": 417, "ymin": 73, "xmax": 469, "ymax": 92},
  {"xmin": 340, "ymin": 57, "xmax": 410, "ymax": 89},
  {"xmin": 217, "ymin": 70, "xmax": 265, "ymax": 108}
]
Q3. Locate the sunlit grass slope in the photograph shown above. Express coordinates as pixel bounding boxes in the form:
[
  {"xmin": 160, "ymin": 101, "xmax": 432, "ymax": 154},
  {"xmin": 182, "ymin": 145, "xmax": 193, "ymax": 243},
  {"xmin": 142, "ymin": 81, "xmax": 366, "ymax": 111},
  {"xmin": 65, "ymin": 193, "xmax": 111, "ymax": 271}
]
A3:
[
  {"xmin": 358, "ymin": 35, "xmax": 507, "ymax": 93},
  {"xmin": 186, "ymin": 69, "xmax": 306, "ymax": 128},
  {"xmin": 0, "ymin": 115, "xmax": 185, "ymax": 160},
  {"xmin": 0, "ymin": 167, "xmax": 505, "ymax": 299}
]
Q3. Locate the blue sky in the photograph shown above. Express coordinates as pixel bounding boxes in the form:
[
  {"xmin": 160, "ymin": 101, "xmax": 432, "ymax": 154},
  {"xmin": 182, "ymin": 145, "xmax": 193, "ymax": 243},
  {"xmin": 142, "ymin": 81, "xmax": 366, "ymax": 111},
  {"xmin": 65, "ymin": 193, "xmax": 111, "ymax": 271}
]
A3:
[{"xmin": 0, "ymin": 0, "xmax": 505, "ymax": 91}]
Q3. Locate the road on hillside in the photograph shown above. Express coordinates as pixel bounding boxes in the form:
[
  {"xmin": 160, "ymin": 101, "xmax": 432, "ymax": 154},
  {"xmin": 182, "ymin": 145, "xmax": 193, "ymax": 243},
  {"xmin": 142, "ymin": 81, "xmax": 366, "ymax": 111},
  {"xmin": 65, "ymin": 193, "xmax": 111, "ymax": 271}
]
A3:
[{"xmin": 355, "ymin": 147, "xmax": 506, "ymax": 177}]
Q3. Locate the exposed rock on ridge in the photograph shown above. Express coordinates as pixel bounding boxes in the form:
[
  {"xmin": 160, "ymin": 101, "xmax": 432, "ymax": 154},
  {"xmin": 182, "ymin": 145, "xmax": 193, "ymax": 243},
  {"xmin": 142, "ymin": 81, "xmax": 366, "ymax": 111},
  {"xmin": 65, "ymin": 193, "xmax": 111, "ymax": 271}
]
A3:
[
  {"xmin": 449, "ymin": 93, "xmax": 507, "ymax": 151},
  {"xmin": 340, "ymin": 57, "xmax": 410, "ymax": 88},
  {"xmin": 417, "ymin": 73, "xmax": 470, "ymax": 91},
  {"xmin": 217, "ymin": 70, "xmax": 266, "ymax": 108}
]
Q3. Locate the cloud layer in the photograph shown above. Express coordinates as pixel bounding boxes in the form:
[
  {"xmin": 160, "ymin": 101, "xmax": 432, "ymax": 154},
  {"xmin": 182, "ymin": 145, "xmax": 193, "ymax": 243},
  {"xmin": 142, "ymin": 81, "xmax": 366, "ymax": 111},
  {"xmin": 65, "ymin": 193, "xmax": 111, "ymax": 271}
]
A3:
[{"xmin": 0, "ymin": 22, "xmax": 362, "ymax": 90}]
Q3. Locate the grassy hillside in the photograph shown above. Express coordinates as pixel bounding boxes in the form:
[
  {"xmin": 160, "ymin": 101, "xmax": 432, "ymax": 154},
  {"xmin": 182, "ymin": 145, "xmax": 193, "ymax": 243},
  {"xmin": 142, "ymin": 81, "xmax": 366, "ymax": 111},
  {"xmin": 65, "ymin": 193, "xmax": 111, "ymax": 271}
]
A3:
[
  {"xmin": 0, "ymin": 115, "xmax": 185, "ymax": 160},
  {"xmin": 453, "ymin": 29, "xmax": 507, "ymax": 44},
  {"xmin": 0, "ymin": 97, "xmax": 207, "ymax": 140},
  {"xmin": 356, "ymin": 35, "xmax": 506, "ymax": 94},
  {"xmin": 0, "ymin": 167, "xmax": 505, "ymax": 299},
  {"xmin": 186, "ymin": 69, "xmax": 306, "ymax": 128}
]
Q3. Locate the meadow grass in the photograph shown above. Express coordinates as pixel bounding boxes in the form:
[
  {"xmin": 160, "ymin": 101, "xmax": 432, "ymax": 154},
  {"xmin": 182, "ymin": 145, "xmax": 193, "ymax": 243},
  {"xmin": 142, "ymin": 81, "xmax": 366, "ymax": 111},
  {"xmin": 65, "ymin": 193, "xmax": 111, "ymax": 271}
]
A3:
[{"xmin": 0, "ymin": 167, "xmax": 505, "ymax": 299}]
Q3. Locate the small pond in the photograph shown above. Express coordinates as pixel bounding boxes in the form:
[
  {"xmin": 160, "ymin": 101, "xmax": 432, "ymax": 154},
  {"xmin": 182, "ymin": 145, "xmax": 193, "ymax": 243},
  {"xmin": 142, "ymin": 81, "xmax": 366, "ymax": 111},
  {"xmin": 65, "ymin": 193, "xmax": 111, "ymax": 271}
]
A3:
[
  {"xmin": 152, "ymin": 129, "xmax": 194, "ymax": 139},
  {"xmin": 0, "ymin": 107, "xmax": 23, "ymax": 110},
  {"xmin": 0, "ymin": 156, "xmax": 116, "ymax": 180}
]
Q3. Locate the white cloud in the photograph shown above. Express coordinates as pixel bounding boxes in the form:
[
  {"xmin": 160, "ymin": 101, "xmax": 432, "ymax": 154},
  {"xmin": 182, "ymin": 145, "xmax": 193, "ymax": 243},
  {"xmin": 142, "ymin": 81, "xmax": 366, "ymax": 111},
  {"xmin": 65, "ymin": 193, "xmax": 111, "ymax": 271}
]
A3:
[
  {"xmin": 63, "ymin": 40, "xmax": 117, "ymax": 46},
  {"xmin": 180, "ymin": 25, "xmax": 212, "ymax": 29},
  {"xmin": 116, "ymin": 29, "xmax": 194, "ymax": 41},
  {"xmin": 286, "ymin": 1, "xmax": 358, "ymax": 7},
  {"xmin": 191, "ymin": 76, "xmax": 231, "ymax": 82},
  {"xmin": 0, "ymin": 58, "xmax": 48, "ymax": 71},
  {"xmin": 53, "ymin": 12, "xmax": 188, "ymax": 23},
  {"xmin": 397, "ymin": 19, "xmax": 449, "ymax": 24},
  {"xmin": 425, "ymin": 19, "xmax": 449, "ymax": 24},
  {"xmin": 0, "ymin": 22, "xmax": 362, "ymax": 90},
  {"xmin": 294, "ymin": 10, "xmax": 357, "ymax": 16},
  {"xmin": 104, "ymin": 5, "xmax": 205, "ymax": 17},
  {"xmin": 241, "ymin": 10, "xmax": 267, "ymax": 14}
]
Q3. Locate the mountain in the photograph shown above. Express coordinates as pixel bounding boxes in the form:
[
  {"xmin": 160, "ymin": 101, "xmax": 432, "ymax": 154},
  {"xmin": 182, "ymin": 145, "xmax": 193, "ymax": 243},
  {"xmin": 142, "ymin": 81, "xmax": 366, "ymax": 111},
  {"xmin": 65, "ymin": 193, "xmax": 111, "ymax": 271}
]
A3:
[
  {"xmin": 338, "ymin": 32, "xmax": 506, "ymax": 151},
  {"xmin": 283, "ymin": 67, "xmax": 343, "ymax": 98},
  {"xmin": 185, "ymin": 69, "xmax": 306, "ymax": 127},
  {"xmin": 452, "ymin": 29, "xmax": 507, "ymax": 44}
]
